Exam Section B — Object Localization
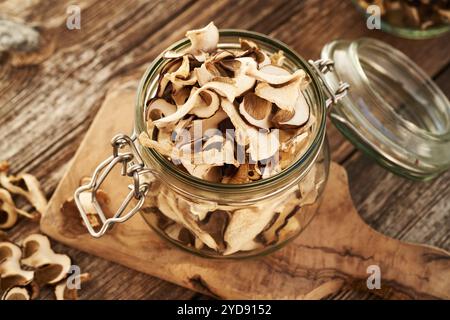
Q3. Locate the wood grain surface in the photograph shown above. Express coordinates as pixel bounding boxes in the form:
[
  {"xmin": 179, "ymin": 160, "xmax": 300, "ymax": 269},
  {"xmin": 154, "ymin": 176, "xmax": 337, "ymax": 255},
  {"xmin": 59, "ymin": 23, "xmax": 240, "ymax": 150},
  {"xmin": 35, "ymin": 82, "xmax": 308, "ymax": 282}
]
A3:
[{"xmin": 1, "ymin": 0, "xmax": 449, "ymax": 299}]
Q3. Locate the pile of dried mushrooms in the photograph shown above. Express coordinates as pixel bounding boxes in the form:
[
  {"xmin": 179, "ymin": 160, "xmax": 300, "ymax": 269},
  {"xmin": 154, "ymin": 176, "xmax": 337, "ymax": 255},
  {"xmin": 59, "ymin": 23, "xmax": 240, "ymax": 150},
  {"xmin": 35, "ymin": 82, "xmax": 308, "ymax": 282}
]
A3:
[{"xmin": 139, "ymin": 22, "xmax": 315, "ymax": 183}]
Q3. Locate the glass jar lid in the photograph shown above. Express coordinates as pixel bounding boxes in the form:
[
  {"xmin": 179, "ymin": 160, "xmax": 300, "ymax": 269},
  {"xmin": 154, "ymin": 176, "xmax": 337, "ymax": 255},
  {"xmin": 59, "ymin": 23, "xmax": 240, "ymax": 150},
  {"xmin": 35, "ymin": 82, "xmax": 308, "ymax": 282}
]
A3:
[{"xmin": 321, "ymin": 38, "xmax": 450, "ymax": 181}]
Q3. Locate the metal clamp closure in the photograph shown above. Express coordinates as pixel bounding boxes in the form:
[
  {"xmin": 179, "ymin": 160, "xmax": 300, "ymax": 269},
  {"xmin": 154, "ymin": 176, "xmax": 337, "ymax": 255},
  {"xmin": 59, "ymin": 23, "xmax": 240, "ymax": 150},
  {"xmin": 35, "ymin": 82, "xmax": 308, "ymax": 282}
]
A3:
[
  {"xmin": 74, "ymin": 133, "xmax": 154, "ymax": 238},
  {"xmin": 308, "ymin": 59, "xmax": 350, "ymax": 108}
]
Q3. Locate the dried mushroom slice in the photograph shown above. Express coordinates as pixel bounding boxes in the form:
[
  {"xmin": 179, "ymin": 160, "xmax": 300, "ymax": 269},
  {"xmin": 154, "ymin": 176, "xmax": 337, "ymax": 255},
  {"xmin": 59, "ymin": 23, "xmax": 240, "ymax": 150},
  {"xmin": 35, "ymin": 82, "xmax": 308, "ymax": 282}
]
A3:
[
  {"xmin": 437, "ymin": 7, "xmax": 450, "ymax": 23},
  {"xmin": 238, "ymin": 39, "xmax": 270, "ymax": 66},
  {"xmin": 188, "ymin": 108, "xmax": 228, "ymax": 139},
  {"xmin": 239, "ymin": 92, "xmax": 272, "ymax": 131},
  {"xmin": 141, "ymin": 206, "xmax": 175, "ymax": 230},
  {"xmin": 258, "ymin": 158, "xmax": 282, "ymax": 179},
  {"xmin": 76, "ymin": 189, "xmax": 111, "ymax": 229},
  {"xmin": 246, "ymin": 129, "xmax": 280, "ymax": 163},
  {"xmin": 0, "ymin": 242, "xmax": 34, "ymax": 294},
  {"xmin": 255, "ymin": 69, "xmax": 309, "ymax": 112},
  {"xmin": 276, "ymin": 212, "xmax": 300, "ymax": 242},
  {"xmin": 272, "ymin": 92, "xmax": 309, "ymax": 128},
  {"xmin": 169, "ymin": 72, "xmax": 198, "ymax": 92},
  {"xmin": 146, "ymin": 98, "xmax": 177, "ymax": 122},
  {"xmin": 217, "ymin": 59, "xmax": 240, "ymax": 76},
  {"xmin": 164, "ymin": 224, "xmax": 196, "ymax": 247},
  {"xmin": 190, "ymin": 165, "xmax": 223, "ymax": 182},
  {"xmin": 139, "ymin": 132, "xmax": 180, "ymax": 160},
  {"xmin": 1, "ymin": 286, "xmax": 30, "ymax": 300},
  {"xmin": 178, "ymin": 227, "xmax": 196, "ymax": 246},
  {"xmin": 153, "ymin": 86, "xmax": 214, "ymax": 127},
  {"xmin": 196, "ymin": 135, "xmax": 238, "ymax": 166},
  {"xmin": 172, "ymin": 86, "xmax": 191, "ymax": 106},
  {"xmin": 222, "ymin": 163, "xmax": 252, "ymax": 184},
  {"xmin": 164, "ymin": 22, "xmax": 219, "ymax": 62},
  {"xmin": 189, "ymin": 201, "xmax": 219, "ymax": 221},
  {"xmin": 270, "ymin": 50, "xmax": 285, "ymax": 66},
  {"xmin": 207, "ymin": 49, "xmax": 235, "ymax": 63},
  {"xmin": 0, "ymin": 171, "xmax": 47, "ymax": 216},
  {"xmin": 280, "ymin": 131, "xmax": 308, "ymax": 153},
  {"xmin": 201, "ymin": 79, "xmax": 237, "ymax": 101},
  {"xmin": 232, "ymin": 57, "xmax": 257, "ymax": 96},
  {"xmin": 239, "ymin": 38, "xmax": 259, "ymax": 51},
  {"xmin": 246, "ymin": 64, "xmax": 300, "ymax": 85},
  {"xmin": 0, "ymin": 189, "xmax": 17, "ymax": 229},
  {"xmin": 54, "ymin": 273, "xmax": 90, "ymax": 300},
  {"xmin": 198, "ymin": 210, "xmax": 230, "ymax": 251},
  {"xmin": 402, "ymin": 1, "xmax": 421, "ymax": 27},
  {"xmin": 156, "ymin": 58, "xmax": 183, "ymax": 97},
  {"xmin": 298, "ymin": 165, "xmax": 319, "ymax": 206},
  {"xmin": 279, "ymin": 132, "xmax": 309, "ymax": 170},
  {"xmin": 189, "ymin": 89, "xmax": 220, "ymax": 118},
  {"xmin": 155, "ymin": 188, "xmax": 184, "ymax": 225},
  {"xmin": 164, "ymin": 223, "xmax": 183, "ymax": 241},
  {"xmin": 195, "ymin": 62, "xmax": 223, "ymax": 86},
  {"xmin": 257, "ymin": 204, "xmax": 299, "ymax": 245},
  {"xmin": 224, "ymin": 206, "xmax": 277, "ymax": 255},
  {"xmin": 20, "ymin": 234, "xmax": 71, "ymax": 285},
  {"xmin": 156, "ymin": 190, "xmax": 219, "ymax": 251},
  {"xmin": 222, "ymin": 99, "xmax": 280, "ymax": 161},
  {"xmin": 164, "ymin": 55, "xmax": 190, "ymax": 81}
]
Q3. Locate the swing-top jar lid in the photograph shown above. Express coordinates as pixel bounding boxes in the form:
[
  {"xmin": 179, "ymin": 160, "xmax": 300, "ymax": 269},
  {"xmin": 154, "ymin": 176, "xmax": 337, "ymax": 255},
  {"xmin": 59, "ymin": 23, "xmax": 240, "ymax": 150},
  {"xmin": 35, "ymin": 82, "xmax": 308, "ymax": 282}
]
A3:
[{"xmin": 321, "ymin": 38, "xmax": 450, "ymax": 181}]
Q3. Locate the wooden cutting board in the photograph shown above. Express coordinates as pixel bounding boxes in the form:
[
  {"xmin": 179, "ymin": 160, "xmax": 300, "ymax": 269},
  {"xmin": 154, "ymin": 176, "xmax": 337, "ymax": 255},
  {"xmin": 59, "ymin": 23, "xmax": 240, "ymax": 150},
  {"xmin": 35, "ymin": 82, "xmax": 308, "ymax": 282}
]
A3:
[{"xmin": 41, "ymin": 82, "xmax": 450, "ymax": 300}]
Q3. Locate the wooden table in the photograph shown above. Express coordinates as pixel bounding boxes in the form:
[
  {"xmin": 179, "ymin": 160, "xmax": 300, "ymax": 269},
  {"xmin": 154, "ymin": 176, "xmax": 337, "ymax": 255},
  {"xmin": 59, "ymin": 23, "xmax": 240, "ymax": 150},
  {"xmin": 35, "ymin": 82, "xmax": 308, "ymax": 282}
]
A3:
[{"xmin": 1, "ymin": 0, "xmax": 449, "ymax": 300}]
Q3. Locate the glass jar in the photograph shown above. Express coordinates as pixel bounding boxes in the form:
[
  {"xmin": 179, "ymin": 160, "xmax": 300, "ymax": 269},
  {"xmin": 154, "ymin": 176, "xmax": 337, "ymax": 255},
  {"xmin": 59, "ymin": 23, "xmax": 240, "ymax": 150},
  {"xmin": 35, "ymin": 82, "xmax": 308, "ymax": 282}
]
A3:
[
  {"xmin": 352, "ymin": 0, "xmax": 450, "ymax": 39},
  {"xmin": 136, "ymin": 32, "xmax": 337, "ymax": 258},
  {"xmin": 74, "ymin": 30, "xmax": 450, "ymax": 258}
]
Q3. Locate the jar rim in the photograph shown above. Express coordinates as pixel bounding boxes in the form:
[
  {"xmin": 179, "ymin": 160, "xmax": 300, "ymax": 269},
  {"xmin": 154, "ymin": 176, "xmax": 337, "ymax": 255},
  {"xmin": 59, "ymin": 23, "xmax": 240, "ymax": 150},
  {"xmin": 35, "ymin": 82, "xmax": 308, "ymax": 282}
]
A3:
[{"xmin": 134, "ymin": 29, "xmax": 327, "ymax": 194}]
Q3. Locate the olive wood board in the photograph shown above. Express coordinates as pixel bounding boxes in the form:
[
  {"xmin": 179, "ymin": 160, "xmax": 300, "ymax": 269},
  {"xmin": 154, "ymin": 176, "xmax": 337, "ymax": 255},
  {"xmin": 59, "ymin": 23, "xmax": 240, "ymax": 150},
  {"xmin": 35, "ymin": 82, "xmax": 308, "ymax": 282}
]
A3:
[{"xmin": 41, "ymin": 83, "xmax": 450, "ymax": 300}]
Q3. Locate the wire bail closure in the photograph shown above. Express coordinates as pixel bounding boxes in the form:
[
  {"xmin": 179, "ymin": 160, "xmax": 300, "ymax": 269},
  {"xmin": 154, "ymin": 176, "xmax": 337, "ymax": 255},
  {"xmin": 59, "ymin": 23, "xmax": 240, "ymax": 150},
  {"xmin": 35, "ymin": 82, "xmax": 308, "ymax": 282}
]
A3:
[
  {"xmin": 308, "ymin": 59, "xmax": 350, "ymax": 108},
  {"xmin": 74, "ymin": 133, "xmax": 154, "ymax": 238}
]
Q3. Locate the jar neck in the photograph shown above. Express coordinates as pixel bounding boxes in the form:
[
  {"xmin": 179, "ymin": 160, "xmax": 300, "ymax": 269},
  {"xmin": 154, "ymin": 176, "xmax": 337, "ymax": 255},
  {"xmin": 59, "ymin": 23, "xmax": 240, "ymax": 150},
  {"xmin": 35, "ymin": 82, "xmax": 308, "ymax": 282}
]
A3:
[{"xmin": 135, "ymin": 30, "xmax": 327, "ymax": 202}]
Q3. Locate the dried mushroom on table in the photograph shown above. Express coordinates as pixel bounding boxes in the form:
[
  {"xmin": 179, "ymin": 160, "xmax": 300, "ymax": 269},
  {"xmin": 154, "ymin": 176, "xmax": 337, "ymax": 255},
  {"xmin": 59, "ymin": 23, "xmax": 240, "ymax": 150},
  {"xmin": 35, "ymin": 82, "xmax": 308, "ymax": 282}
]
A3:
[
  {"xmin": 0, "ymin": 233, "xmax": 90, "ymax": 300},
  {"xmin": 0, "ymin": 161, "xmax": 45, "ymax": 230},
  {"xmin": 0, "ymin": 161, "xmax": 90, "ymax": 299},
  {"xmin": 139, "ymin": 22, "xmax": 326, "ymax": 256}
]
